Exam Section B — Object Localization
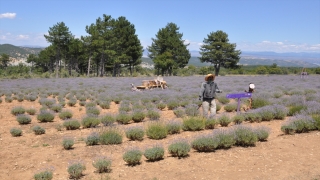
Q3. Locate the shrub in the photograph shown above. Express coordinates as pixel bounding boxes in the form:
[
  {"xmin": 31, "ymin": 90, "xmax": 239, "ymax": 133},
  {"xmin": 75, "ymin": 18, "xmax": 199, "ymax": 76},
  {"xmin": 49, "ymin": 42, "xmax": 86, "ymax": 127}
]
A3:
[
  {"xmin": 205, "ymin": 117, "xmax": 217, "ymax": 129},
  {"xmin": 147, "ymin": 109, "xmax": 161, "ymax": 120},
  {"xmin": 173, "ymin": 108, "xmax": 185, "ymax": 118},
  {"xmin": 99, "ymin": 128, "xmax": 123, "ymax": 145},
  {"xmin": 216, "ymin": 103, "xmax": 222, "ymax": 112},
  {"xmin": 213, "ymin": 129, "xmax": 235, "ymax": 149},
  {"xmin": 217, "ymin": 96, "xmax": 230, "ymax": 104},
  {"xmin": 146, "ymin": 122, "xmax": 168, "ymax": 140},
  {"xmin": 288, "ymin": 105, "xmax": 305, "ymax": 116},
  {"xmin": 224, "ymin": 103, "xmax": 237, "ymax": 112},
  {"xmin": 182, "ymin": 116, "xmax": 205, "ymax": 131},
  {"xmin": 16, "ymin": 114, "xmax": 32, "ymax": 124},
  {"xmin": 67, "ymin": 161, "xmax": 86, "ymax": 179},
  {"xmin": 245, "ymin": 113, "xmax": 262, "ymax": 123},
  {"xmin": 10, "ymin": 128, "xmax": 22, "ymax": 137},
  {"xmin": 125, "ymin": 126, "xmax": 145, "ymax": 141},
  {"xmin": 144, "ymin": 145, "xmax": 165, "ymax": 161},
  {"xmin": 191, "ymin": 135, "xmax": 218, "ymax": 152},
  {"xmin": 218, "ymin": 115, "xmax": 232, "ymax": 127},
  {"xmin": 86, "ymin": 106, "xmax": 100, "ymax": 116},
  {"xmin": 185, "ymin": 104, "xmax": 200, "ymax": 117},
  {"xmin": 312, "ymin": 114, "xmax": 320, "ymax": 130},
  {"xmin": 272, "ymin": 105, "xmax": 288, "ymax": 120},
  {"xmin": 50, "ymin": 104, "xmax": 62, "ymax": 113},
  {"xmin": 63, "ymin": 119, "xmax": 81, "ymax": 130},
  {"xmin": 100, "ymin": 114, "xmax": 116, "ymax": 126},
  {"xmin": 166, "ymin": 120, "xmax": 182, "ymax": 134},
  {"xmin": 5, "ymin": 96, "xmax": 13, "ymax": 103},
  {"xmin": 167, "ymin": 100, "xmax": 180, "ymax": 110},
  {"xmin": 156, "ymin": 102, "xmax": 166, "ymax": 110},
  {"xmin": 168, "ymin": 140, "xmax": 191, "ymax": 158},
  {"xmin": 116, "ymin": 113, "xmax": 132, "ymax": 124},
  {"xmin": 99, "ymin": 101, "xmax": 111, "ymax": 109},
  {"xmin": 62, "ymin": 137, "xmax": 74, "ymax": 150},
  {"xmin": 281, "ymin": 124, "xmax": 297, "ymax": 135},
  {"xmin": 132, "ymin": 111, "xmax": 146, "ymax": 123},
  {"xmin": 81, "ymin": 116, "xmax": 100, "ymax": 128},
  {"xmin": 233, "ymin": 125, "xmax": 258, "ymax": 146},
  {"xmin": 251, "ymin": 97, "xmax": 269, "ymax": 109},
  {"xmin": 79, "ymin": 101, "xmax": 86, "ymax": 106},
  {"xmin": 37, "ymin": 110, "xmax": 55, "ymax": 122},
  {"xmin": 11, "ymin": 106, "xmax": 25, "ymax": 115},
  {"xmin": 32, "ymin": 126, "xmax": 45, "ymax": 135},
  {"xmin": 85, "ymin": 132, "xmax": 100, "ymax": 146},
  {"xmin": 123, "ymin": 149, "xmax": 143, "ymax": 166},
  {"xmin": 59, "ymin": 110, "xmax": 73, "ymax": 120},
  {"xmin": 232, "ymin": 114, "xmax": 245, "ymax": 124},
  {"xmin": 254, "ymin": 126, "xmax": 270, "ymax": 141},
  {"xmin": 34, "ymin": 169, "xmax": 53, "ymax": 180},
  {"xmin": 92, "ymin": 156, "xmax": 112, "ymax": 173},
  {"xmin": 67, "ymin": 99, "xmax": 77, "ymax": 107},
  {"xmin": 26, "ymin": 108, "xmax": 36, "ymax": 115}
]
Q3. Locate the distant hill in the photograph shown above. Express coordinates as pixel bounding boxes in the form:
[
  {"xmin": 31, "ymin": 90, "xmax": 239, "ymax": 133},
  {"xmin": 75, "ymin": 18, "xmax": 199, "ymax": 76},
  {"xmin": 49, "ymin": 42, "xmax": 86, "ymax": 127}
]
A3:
[
  {"xmin": 1, "ymin": 44, "xmax": 318, "ymax": 67},
  {"xmin": 0, "ymin": 44, "xmax": 43, "ymax": 59}
]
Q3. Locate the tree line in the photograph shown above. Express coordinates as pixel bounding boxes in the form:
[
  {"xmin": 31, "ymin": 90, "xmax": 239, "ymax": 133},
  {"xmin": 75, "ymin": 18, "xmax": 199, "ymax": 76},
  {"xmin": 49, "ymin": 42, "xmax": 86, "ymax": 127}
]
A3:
[{"xmin": 0, "ymin": 14, "xmax": 241, "ymax": 77}]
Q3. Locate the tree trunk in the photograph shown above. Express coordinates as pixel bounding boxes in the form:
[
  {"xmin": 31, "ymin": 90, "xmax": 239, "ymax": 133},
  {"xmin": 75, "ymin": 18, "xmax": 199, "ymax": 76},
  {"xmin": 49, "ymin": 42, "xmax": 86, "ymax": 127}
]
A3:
[
  {"xmin": 87, "ymin": 55, "xmax": 91, "ymax": 77},
  {"xmin": 214, "ymin": 64, "xmax": 220, "ymax": 76},
  {"xmin": 55, "ymin": 47, "xmax": 60, "ymax": 78}
]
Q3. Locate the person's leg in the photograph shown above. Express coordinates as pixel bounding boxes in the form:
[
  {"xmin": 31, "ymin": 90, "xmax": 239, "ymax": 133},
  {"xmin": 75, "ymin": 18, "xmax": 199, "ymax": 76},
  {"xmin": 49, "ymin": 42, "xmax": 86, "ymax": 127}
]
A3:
[
  {"xmin": 209, "ymin": 99, "xmax": 216, "ymax": 116},
  {"xmin": 202, "ymin": 100, "xmax": 209, "ymax": 117}
]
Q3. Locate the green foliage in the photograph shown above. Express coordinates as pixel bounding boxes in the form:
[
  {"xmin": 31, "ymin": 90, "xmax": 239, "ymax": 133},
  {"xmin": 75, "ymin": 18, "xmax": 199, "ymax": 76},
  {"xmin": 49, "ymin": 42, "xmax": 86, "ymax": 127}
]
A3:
[
  {"xmin": 288, "ymin": 105, "xmax": 305, "ymax": 116},
  {"xmin": 59, "ymin": 110, "xmax": 73, "ymax": 120},
  {"xmin": 182, "ymin": 116, "xmax": 205, "ymax": 131},
  {"xmin": 234, "ymin": 126, "xmax": 258, "ymax": 147},
  {"xmin": 173, "ymin": 108, "xmax": 185, "ymax": 118},
  {"xmin": 37, "ymin": 110, "xmax": 55, "ymax": 122},
  {"xmin": 62, "ymin": 138, "xmax": 74, "ymax": 150},
  {"xmin": 86, "ymin": 106, "xmax": 100, "ymax": 116},
  {"xmin": 199, "ymin": 30, "xmax": 241, "ymax": 76},
  {"xmin": 205, "ymin": 118, "xmax": 217, "ymax": 129},
  {"xmin": 11, "ymin": 106, "xmax": 25, "ymax": 115},
  {"xmin": 125, "ymin": 127, "xmax": 145, "ymax": 141},
  {"xmin": 168, "ymin": 140, "xmax": 191, "ymax": 158},
  {"xmin": 123, "ymin": 149, "xmax": 143, "ymax": 166},
  {"xmin": 165, "ymin": 120, "xmax": 182, "ymax": 134},
  {"xmin": 166, "ymin": 100, "xmax": 180, "ymax": 110},
  {"xmin": 32, "ymin": 126, "xmax": 45, "ymax": 135},
  {"xmin": 10, "ymin": 128, "xmax": 22, "ymax": 137},
  {"xmin": 85, "ymin": 132, "xmax": 100, "ymax": 146},
  {"xmin": 26, "ymin": 108, "xmax": 36, "ymax": 115},
  {"xmin": 16, "ymin": 114, "xmax": 32, "ymax": 124},
  {"xmin": 67, "ymin": 162, "xmax": 86, "ymax": 180},
  {"xmin": 232, "ymin": 114, "xmax": 245, "ymax": 124},
  {"xmin": 254, "ymin": 126, "xmax": 270, "ymax": 141},
  {"xmin": 100, "ymin": 114, "xmax": 116, "ymax": 126},
  {"xmin": 156, "ymin": 102, "xmax": 166, "ymax": 110},
  {"xmin": 144, "ymin": 146, "xmax": 165, "ymax": 161},
  {"xmin": 146, "ymin": 122, "xmax": 168, "ymax": 140},
  {"xmin": 63, "ymin": 119, "xmax": 81, "ymax": 130},
  {"xmin": 146, "ymin": 110, "xmax": 160, "ymax": 120},
  {"xmin": 281, "ymin": 124, "xmax": 297, "ymax": 135},
  {"xmin": 251, "ymin": 97, "xmax": 269, "ymax": 109},
  {"xmin": 191, "ymin": 135, "xmax": 218, "ymax": 152},
  {"xmin": 217, "ymin": 96, "xmax": 230, "ymax": 104},
  {"xmin": 245, "ymin": 113, "xmax": 262, "ymax": 123},
  {"xmin": 116, "ymin": 113, "xmax": 132, "ymax": 124},
  {"xmin": 224, "ymin": 103, "xmax": 237, "ymax": 112},
  {"xmin": 92, "ymin": 156, "xmax": 112, "ymax": 173},
  {"xmin": 214, "ymin": 130, "xmax": 235, "ymax": 149},
  {"xmin": 312, "ymin": 114, "xmax": 320, "ymax": 130},
  {"xmin": 34, "ymin": 170, "xmax": 53, "ymax": 180},
  {"xmin": 99, "ymin": 128, "xmax": 123, "ymax": 145},
  {"xmin": 132, "ymin": 111, "xmax": 146, "ymax": 122},
  {"xmin": 50, "ymin": 104, "xmax": 62, "ymax": 113},
  {"xmin": 218, "ymin": 115, "xmax": 232, "ymax": 127},
  {"xmin": 81, "ymin": 116, "xmax": 100, "ymax": 128}
]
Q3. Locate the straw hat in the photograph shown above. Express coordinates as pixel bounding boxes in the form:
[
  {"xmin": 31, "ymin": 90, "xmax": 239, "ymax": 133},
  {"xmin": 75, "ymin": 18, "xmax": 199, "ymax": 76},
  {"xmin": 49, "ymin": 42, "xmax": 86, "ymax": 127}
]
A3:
[{"xmin": 205, "ymin": 74, "xmax": 215, "ymax": 81}]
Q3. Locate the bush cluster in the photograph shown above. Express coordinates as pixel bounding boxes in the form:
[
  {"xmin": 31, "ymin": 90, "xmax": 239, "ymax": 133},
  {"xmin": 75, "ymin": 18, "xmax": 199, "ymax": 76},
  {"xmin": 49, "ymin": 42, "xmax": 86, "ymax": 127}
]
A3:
[
  {"xmin": 125, "ymin": 126, "xmax": 145, "ymax": 141},
  {"xmin": 123, "ymin": 149, "xmax": 143, "ymax": 166},
  {"xmin": 10, "ymin": 128, "xmax": 22, "ymax": 137},
  {"xmin": 92, "ymin": 156, "xmax": 112, "ymax": 173},
  {"xmin": 99, "ymin": 128, "xmax": 123, "ymax": 145},
  {"xmin": 182, "ymin": 116, "xmax": 205, "ymax": 131},
  {"xmin": 67, "ymin": 161, "xmax": 86, "ymax": 179},
  {"xmin": 63, "ymin": 119, "xmax": 81, "ymax": 130},
  {"xmin": 144, "ymin": 145, "xmax": 165, "ymax": 161},
  {"xmin": 146, "ymin": 122, "xmax": 168, "ymax": 140},
  {"xmin": 168, "ymin": 140, "xmax": 191, "ymax": 158}
]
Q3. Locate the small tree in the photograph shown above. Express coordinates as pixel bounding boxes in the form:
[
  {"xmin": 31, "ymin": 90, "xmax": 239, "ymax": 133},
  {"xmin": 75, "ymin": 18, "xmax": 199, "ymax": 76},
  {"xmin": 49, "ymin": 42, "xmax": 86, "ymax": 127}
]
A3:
[
  {"xmin": 199, "ymin": 30, "xmax": 241, "ymax": 76},
  {"xmin": 0, "ymin": 53, "xmax": 10, "ymax": 68}
]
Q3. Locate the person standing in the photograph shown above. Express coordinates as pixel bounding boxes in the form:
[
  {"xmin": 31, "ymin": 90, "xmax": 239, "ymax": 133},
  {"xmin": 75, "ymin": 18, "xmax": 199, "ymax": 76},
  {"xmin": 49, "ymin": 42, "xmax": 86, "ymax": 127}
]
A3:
[
  {"xmin": 199, "ymin": 74, "xmax": 222, "ymax": 117},
  {"xmin": 245, "ymin": 83, "xmax": 255, "ymax": 110}
]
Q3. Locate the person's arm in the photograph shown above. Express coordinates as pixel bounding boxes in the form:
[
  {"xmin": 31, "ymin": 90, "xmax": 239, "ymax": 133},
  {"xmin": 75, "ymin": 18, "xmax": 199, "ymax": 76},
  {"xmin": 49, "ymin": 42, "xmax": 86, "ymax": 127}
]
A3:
[
  {"xmin": 199, "ymin": 82, "xmax": 205, "ymax": 100},
  {"xmin": 215, "ymin": 83, "xmax": 222, "ymax": 93}
]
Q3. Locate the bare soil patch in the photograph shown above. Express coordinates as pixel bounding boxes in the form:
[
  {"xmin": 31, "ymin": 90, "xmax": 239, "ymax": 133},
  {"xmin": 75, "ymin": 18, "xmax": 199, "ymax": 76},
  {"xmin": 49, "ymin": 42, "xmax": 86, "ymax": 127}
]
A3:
[{"xmin": 0, "ymin": 99, "xmax": 319, "ymax": 180}]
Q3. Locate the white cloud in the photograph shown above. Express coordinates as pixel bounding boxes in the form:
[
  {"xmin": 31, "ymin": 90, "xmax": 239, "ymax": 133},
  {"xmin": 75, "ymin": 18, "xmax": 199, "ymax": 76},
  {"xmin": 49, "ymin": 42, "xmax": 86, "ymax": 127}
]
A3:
[
  {"xmin": 0, "ymin": 13, "xmax": 16, "ymax": 19},
  {"xmin": 17, "ymin": 35, "xmax": 29, "ymax": 40},
  {"xmin": 237, "ymin": 41, "xmax": 320, "ymax": 52}
]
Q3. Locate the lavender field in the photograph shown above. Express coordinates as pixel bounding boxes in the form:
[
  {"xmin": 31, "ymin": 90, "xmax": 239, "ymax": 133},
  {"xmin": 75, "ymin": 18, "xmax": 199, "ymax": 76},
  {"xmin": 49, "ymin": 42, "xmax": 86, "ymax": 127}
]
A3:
[{"xmin": 0, "ymin": 75, "xmax": 320, "ymax": 180}]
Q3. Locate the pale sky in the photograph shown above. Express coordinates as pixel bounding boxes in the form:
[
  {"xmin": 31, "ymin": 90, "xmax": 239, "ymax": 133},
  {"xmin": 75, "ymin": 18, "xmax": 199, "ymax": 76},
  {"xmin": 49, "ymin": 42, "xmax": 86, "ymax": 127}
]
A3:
[{"xmin": 0, "ymin": 0, "xmax": 319, "ymax": 53}]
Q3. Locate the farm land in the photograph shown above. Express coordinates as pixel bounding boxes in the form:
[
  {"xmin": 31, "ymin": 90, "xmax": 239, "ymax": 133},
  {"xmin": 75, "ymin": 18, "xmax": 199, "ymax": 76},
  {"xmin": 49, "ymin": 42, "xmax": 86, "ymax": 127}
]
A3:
[{"xmin": 0, "ymin": 75, "xmax": 320, "ymax": 180}]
